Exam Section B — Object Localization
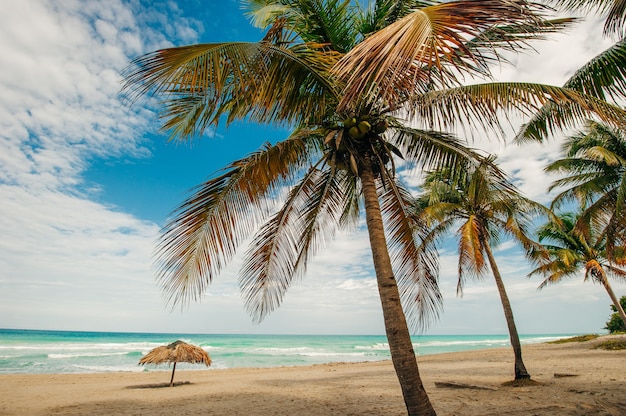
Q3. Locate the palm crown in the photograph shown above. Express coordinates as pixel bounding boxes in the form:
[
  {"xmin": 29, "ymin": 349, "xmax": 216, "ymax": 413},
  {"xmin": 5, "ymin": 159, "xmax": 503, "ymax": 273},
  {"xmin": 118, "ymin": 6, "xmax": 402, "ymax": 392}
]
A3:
[
  {"xmin": 413, "ymin": 158, "xmax": 545, "ymax": 293},
  {"xmin": 530, "ymin": 212, "xmax": 626, "ymax": 284},
  {"xmin": 529, "ymin": 211, "xmax": 626, "ymax": 326}
]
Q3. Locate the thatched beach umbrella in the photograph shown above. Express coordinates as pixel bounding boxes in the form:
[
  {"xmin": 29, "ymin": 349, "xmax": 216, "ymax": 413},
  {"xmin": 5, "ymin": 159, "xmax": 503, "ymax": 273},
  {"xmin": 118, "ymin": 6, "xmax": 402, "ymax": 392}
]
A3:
[{"xmin": 138, "ymin": 340, "xmax": 211, "ymax": 386}]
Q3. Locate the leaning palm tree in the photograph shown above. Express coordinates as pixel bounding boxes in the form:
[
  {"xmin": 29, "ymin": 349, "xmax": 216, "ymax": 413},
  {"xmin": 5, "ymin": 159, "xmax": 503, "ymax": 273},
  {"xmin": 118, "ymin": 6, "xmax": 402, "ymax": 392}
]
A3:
[
  {"xmin": 123, "ymin": 1, "xmax": 626, "ymax": 415},
  {"xmin": 411, "ymin": 158, "xmax": 547, "ymax": 380},
  {"xmin": 529, "ymin": 211, "xmax": 626, "ymax": 327},
  {"xmin": 545, "ymin": 120, "xmax": 626, "ymax": 257}
]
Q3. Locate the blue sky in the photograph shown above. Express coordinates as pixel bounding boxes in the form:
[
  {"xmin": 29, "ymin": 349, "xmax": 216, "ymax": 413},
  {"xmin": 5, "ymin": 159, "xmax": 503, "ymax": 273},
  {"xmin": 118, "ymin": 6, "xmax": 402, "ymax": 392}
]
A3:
[{"xmin": 0, "ymin": 0, "xmax": 623, "ymax": 336}]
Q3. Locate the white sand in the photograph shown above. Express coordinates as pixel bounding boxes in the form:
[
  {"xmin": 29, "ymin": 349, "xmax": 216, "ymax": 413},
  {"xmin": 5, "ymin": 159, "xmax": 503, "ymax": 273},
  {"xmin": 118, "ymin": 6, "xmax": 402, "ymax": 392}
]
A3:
[{"xmin": 1, "ymin": 335, "xmax": 625, "ymax": 415}]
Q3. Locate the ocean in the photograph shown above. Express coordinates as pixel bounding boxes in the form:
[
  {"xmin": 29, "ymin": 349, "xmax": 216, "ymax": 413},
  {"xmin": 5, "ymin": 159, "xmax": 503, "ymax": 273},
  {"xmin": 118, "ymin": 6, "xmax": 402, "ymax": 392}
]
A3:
[{"xmin": 0, "ymin": 329, "xmax": 573, "ymax": 375}]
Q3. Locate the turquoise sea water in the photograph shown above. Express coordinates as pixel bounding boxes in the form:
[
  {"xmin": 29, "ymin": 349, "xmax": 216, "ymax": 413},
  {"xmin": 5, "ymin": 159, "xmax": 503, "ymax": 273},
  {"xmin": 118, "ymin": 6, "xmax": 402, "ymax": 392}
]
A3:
[{"xmin": 0, "ymin": 329, "xmax": 574, "ymax": 374}]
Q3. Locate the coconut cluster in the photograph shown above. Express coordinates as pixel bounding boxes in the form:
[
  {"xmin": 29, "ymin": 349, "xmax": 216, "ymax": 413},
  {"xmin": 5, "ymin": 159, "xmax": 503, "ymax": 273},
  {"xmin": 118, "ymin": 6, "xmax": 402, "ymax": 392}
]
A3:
[{"xmin": 343, "ymin": 116, "xmax": 387, "ymax": 139}]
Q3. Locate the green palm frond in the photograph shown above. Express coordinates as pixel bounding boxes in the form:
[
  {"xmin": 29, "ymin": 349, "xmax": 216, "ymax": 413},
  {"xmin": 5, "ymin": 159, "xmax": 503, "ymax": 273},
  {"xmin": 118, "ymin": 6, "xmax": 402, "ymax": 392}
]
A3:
[
  {"xmin": 358, "ymin": 0, "xmax": 436, "ymax": 35},
  {"xmin": 122, "ymin": 41, "xmax": 341, "ymax": 140},
  {"xmin": 389, "ymin": 127, "xmax": 488, "ymax": 174},
  {"xmin": 244, "ymin": 0, "xmax": 291, "ymax": 28},
  {"xmin": 420, "ymin": 202, "xmax": 461, "ymax": 224},
  {"xmin": 410, "ymin": 83, "xmax": 626, "ymax": 139},
  {"xmin": 563, "ymin": 40, "xmax": 626, "ymax": 100},
  {"xmin": 516, "ymin": 41, "xmax": 626, "ymax": 143},
  {"xmin": 549, "ymin": 168, "xmax": 618, "ymax": 209},
  {"xmin": 535, "ymin": 266, "xmax": 573, "ymax": 289},
  {"xmin": 244, "ymin": 0, "xmax": 358, "ymax": 52},
  {"xmin": 415, "ymin": 156, "xmax": 546, "ymax": 296},
  {"xmin": 379, "ymin": 177, "xmax": 442, "ymax": 329},
  {"xmin": 155, "ymin": 137, "xmax": 314, "ymax": 307},
  {"xmin": 544, "ymin": 121, "xmax": 626, "ymax": 258}
]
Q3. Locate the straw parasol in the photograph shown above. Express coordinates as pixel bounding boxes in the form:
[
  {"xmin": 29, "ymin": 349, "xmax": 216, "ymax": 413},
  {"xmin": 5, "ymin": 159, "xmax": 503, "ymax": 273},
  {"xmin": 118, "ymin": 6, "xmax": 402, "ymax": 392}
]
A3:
[{"xmin": 138, "ymin": 340, "xmax": 212, "ymax": 386}]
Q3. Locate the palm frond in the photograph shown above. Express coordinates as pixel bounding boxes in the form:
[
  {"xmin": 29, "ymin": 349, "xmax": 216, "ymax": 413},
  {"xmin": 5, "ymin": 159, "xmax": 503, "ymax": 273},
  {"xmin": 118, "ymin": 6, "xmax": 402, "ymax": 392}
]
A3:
[
  {"xmin": 564, "ymin": 40, "xmax": 626, "ymax": 100},
  {"xmin": 464, "ymin": 17, "xmax": 575, "ymax": 58},
  {"xmin": 358, "ymin": 0, "xmax": 436, "ymax": 35},
  {"xmin": 154, "ymin": 137, "xmax": 314, "ymax": 307},
  {"xmin": 457, "ymin": 216, "xmax": 488, "ymax": 283},
  {"xmin": 122, "ymin": 42, "xmax": 340, "ymax": 140},
  {"xmin": 410, "ymin": 83, "xmax": 626, "ymax": 140},
  {"xmin": 244, "ymin": 0, "xmax": 291, "ymax": 28},
  {"xmin": 550, "ymin": 0, "xmax": 626, "ymax": 38},
  {"xmin": 390, "ymin": 127, "xmax": 487, "ymax": 173},
  {"xmin": 516, "ymin": 41, "xmax": 626, "ymax": 143},
  {"xmin": 245, "ymin": 0, "xmax": 359, "ymax": 52},
  {"xmin": 606, "ymin": 263, "xmax": 626, "ymax": 280},
  {"xmin": 240, "ymin": 163, "xmax": 354, "ymax": 321},
  {"xmin": 333, "ymin": 0, "xmax": 555, "ymax": 110},
  {"xmin": 535, "ymin": 267, "xmax": 571, "ymax": 289}
]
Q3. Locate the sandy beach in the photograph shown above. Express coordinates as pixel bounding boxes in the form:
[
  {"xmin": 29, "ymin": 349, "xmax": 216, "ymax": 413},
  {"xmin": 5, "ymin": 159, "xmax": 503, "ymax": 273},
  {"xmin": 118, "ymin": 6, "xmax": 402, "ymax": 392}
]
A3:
[{"xmin": 1, "ymin": 335, "xmax": 624, "ymax": 416}]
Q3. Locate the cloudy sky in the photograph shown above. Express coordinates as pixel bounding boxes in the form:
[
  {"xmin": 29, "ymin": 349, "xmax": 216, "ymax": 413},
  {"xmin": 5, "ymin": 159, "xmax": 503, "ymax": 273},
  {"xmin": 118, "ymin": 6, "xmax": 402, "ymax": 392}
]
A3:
[{"xmin": 0, "ymin": 0, "xmax": 623, "ymax": 336}]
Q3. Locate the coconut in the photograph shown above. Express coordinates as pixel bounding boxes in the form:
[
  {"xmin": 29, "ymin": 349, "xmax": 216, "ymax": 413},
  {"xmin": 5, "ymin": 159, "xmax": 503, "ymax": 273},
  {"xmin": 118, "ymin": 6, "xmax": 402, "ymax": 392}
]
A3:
[
  {"xmin": 357, "ymin": 121, "xmax": 371, "ymax": 134},
  {"xmin": 344, "ymin": 117, "xmax": 357, "ymax": 128},
  {"xmin": 348, "ymin": 126, "xmax": 364, "ymax": 139}
]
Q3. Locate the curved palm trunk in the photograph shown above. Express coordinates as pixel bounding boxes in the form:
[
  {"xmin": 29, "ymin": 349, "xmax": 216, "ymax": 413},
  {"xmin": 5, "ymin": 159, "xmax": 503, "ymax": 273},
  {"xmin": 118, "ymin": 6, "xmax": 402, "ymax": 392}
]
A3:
[
  {"xmin": 598, "ymin": 271, "xmax": 626, "ymax": 327},
  {"xmin": 360, "ymin": 161, "xmax": 436, "ymax": 416},
  {"xmin": 483, "ymin": 242, "xmax": 530, "ymax": 380}
]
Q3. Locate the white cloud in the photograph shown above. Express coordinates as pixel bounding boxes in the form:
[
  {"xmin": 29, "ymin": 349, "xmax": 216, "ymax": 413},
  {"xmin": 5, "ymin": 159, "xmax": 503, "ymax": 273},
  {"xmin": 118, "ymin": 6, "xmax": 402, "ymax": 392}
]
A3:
[{"xmin": 0, "ymin": 0, "xmax": 199, "ymax": 332}]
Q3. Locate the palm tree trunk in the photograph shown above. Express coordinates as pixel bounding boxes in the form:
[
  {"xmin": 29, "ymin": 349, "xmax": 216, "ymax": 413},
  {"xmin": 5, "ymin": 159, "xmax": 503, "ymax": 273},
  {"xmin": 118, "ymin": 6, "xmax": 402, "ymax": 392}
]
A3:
[
  {"xmin": 483, "ymin": 242, "xmax": 530, "ymax": 380},
  {"xmin": 360, "ymin": 160, "xmax": 436, "ymax": 416},
  {"xmin": 599, "ymin": 272, "xmax": 626, "ymax": 327}
]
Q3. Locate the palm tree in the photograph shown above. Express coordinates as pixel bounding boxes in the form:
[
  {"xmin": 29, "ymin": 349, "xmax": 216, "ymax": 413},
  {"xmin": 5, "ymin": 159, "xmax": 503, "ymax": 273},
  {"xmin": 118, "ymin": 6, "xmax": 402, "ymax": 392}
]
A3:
[
  {"xmin": 411, "ymin": 158, "xmax": 546, "ymax": 380},
  {"xmin": 545, "ymin": 120, "xmax": 626, "ymax": 258},
  {"xmin": 123, "ymin": 1, "xmax": 626, "ymax": 414},
  {"xmin": 529, "ymin": 211, "xmax": 626, "ymax": 327}
]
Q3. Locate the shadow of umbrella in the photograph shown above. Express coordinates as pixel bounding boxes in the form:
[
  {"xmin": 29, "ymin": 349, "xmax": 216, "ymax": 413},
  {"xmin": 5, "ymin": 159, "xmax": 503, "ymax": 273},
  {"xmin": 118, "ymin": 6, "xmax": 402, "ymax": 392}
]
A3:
[{"xmin": 138, "ymin": 340, "xmax": 212, "ymax": 386}]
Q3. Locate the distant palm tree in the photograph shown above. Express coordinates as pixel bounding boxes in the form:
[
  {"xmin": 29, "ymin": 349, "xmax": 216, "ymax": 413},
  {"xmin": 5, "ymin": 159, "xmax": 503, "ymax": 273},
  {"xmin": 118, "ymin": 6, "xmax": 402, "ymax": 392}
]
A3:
[
  {"xmin": 411, "ymin": 158, "xmax": 546, "ymax": 380},
  {"xmin": 545, "ymin": 120, "xmax": 626, "ymax": 257},
  {"xmin": 123, "ymin": 1, "xmax": 626, "ymax": 414},
  {"xmin": 529, "ymin": 211, "xmax": 626, "ymax": 327}
]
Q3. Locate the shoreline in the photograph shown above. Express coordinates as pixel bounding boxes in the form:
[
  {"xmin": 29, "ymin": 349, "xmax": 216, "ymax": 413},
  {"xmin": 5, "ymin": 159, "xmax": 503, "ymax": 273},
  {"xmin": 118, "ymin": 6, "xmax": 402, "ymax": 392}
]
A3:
[
  {"xmin": 1, "ymin": 335, "xmax": 625, "ymax": 415},
  {"xmin": 0, "ymin": 331, "xmax": 571, "ymax": 374}
]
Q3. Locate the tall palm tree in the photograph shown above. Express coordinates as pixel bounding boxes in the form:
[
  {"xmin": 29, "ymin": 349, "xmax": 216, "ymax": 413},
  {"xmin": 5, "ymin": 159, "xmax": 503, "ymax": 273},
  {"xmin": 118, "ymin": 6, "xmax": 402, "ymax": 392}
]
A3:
[
  {"xmin": 545, "ymin": 120, "xmax": 626, "ymax": 257},
  {"xmin": 411, "ymin": 158, "xmax": 546, "ymax": 380},
  {"xmin": 123, "ymin": 1, "xmax": 626, "ymax": 414},
  {"xmin": 529, "ymin": 211, "xmax": 626, "ymax": 327}
]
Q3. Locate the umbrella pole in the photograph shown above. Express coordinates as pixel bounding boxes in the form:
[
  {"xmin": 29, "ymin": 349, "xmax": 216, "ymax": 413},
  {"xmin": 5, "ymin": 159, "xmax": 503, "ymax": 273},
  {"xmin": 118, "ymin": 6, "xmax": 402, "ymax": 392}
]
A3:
[{"xmin": 169, "ymin": 362, "xmax": 177, "ymax": 387}]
